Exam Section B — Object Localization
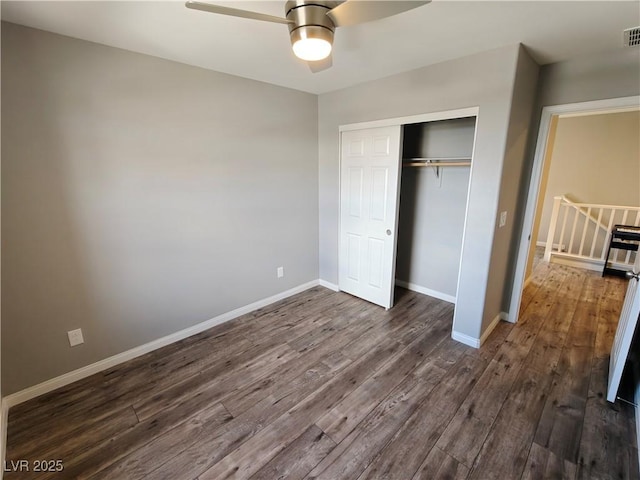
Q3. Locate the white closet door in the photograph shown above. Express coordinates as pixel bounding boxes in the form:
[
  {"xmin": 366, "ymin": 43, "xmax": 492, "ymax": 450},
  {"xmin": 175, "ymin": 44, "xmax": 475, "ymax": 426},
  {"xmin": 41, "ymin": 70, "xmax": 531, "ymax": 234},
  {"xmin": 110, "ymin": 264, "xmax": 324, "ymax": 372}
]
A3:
[
  {"xmin": 607, "ymin": 253, "xmax": 640, "ymax": 403},
  {"xmin": 339, "ymin": 126, "xmax": 402, "ymax": 309}
]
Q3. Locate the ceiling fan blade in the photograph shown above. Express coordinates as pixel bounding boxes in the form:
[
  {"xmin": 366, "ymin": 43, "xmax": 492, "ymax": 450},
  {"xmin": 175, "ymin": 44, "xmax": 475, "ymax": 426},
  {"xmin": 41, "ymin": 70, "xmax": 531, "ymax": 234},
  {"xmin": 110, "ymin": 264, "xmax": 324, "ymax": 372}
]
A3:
[
  {"xmin": 185, "ymin": 1, "xmax": 293, "ymax": 25},
  {"xmin": 308, "ymin": 55, "xmax": 333, "ymax": 73},
  {"xmin": 327, "ymin": 1, "xmax": 430, "ymax": 27}
]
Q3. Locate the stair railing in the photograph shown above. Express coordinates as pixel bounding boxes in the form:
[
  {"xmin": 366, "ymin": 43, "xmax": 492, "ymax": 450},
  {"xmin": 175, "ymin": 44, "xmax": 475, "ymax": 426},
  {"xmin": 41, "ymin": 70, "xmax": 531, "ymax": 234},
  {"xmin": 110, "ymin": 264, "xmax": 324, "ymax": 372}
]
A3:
[{"xmin": 544, "ymin": 195, "xmax": 640, "ymax": 269}]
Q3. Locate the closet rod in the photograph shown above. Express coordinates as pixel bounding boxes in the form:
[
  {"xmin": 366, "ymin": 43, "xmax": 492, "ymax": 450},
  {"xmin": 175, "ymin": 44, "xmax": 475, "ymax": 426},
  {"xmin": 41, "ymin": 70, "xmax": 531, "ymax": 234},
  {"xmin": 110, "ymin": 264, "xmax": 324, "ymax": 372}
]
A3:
[
  {"xmin": 403, "ymin": 161, "xmax": 471, "ymax": 168},
  {"xmin": 404, "ymin": 157, "xmax": 471, "ymax": 162}
]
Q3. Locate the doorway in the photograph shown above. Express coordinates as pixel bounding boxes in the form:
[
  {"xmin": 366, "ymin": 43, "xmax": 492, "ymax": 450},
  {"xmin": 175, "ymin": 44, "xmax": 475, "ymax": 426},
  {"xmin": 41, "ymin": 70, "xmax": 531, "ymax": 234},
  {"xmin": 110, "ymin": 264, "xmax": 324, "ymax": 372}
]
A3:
[
  {"xmin": 509, "ymin": 95, "xmax": 640, "ymax": 323},
  {"xmin": 338, "ymin": 107, "xmax": 478, "ymax": 314}
]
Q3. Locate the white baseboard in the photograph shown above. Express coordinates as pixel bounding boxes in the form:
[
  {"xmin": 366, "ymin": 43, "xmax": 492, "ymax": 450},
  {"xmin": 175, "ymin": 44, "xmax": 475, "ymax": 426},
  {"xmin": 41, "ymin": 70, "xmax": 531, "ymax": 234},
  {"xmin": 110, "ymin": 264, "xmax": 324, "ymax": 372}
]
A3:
[
  {"xmin": 395, "ymin": 280, "xmax": 455, "ymax": 304},
  {"xmin": 536, "ymin": 241, "xmax": 566, "ymax": 251},
  {"xmin": 452, "ymin": 312, "xmax": 506, "ymax": 349},
  {"xmin": 548, "ymin": 255, "xmax": 633, "ymax": 274},
  {"xmin": 319, "ymin": 279, "xmax": 339, "ymax": 292},
  {"xmin": 3, "ymin": 280, "xmax": 320, "ymax": 409},
  {"xmin": 549, "ymin": 256, "xmax": 604, "ymax": 272},
  {"xmin": 451, "ymin": 330, "xmax": 480, "ymax": 348}
]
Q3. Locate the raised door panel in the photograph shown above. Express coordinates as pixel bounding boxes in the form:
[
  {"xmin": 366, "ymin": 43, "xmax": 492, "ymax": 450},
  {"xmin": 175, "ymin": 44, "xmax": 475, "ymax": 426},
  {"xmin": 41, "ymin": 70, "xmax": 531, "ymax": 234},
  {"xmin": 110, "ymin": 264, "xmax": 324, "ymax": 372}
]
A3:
[{"xmin": 338, "ymin": 126, "xmax": 402, "ymax": 309}]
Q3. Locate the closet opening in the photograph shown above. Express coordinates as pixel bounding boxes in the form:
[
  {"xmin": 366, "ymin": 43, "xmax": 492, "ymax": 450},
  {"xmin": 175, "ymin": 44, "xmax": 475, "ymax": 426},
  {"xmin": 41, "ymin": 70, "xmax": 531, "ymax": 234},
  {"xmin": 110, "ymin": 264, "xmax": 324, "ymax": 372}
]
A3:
[{"xmin": 395, "ymin": 117, "xmax": 476, "ymax": 305}]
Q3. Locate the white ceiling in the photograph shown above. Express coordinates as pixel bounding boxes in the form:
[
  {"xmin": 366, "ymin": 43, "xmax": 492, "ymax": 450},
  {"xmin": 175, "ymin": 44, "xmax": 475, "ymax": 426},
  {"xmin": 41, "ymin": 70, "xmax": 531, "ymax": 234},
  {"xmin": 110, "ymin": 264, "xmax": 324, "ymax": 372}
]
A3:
[{"xmin": 2, "ymin": 1, "xmax": 639, "ymax": 94}]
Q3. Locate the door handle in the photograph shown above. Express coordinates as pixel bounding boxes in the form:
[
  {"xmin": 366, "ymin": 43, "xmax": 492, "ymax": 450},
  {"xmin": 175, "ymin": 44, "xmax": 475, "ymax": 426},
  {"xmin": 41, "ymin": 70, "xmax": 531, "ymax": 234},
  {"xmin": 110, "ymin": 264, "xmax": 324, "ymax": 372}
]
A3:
[
  {"xmin": 625, "ymin": 271, "xmax": 640, "ymax": 281},
  {"xmin": 386, "ymin": 229, "xmax": 392, "ymax": 236}
]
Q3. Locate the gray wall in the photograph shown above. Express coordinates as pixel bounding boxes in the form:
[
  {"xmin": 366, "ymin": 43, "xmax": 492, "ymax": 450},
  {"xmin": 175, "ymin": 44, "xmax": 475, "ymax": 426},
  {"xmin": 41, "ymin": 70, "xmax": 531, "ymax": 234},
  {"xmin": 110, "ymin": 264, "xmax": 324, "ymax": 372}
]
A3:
[
  {"xmin": 536, "ymin": 111, "xmax": 640, "ymax": 244},
  {"xmin": 1, "ymin": 23, "xmax": 319, "ymax": 395},
  {"xmin": 318, "ymin": 44, "xmax": 524, "ymax": 341},
  {"xmin": 491, "ymin": 46, "xmax": 540, "ymax": 318},
  {"xmin": 396, "ymin": 118, "xmax": 475, "ymax": 298},
  {"xmin": 537, "ymin": 48, "xmax": 640, "ymax": 108}
]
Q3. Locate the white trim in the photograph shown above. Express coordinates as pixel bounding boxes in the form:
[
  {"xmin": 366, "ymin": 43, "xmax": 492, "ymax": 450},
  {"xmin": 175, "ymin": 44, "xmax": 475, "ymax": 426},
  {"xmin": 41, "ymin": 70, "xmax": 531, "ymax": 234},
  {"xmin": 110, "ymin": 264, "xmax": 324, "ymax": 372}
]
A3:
[
  {"xmin": 319, "ymin": 279, "xmax": 339, "ymax": 292},
  {"xmin": 558, "ymin": 105, "xmax": 639, "ymax": 119},
  {"xmin": 547, "ymin": 256, "xmax": 609, "ymax": 272},
  {"xmin": 535, "ymin": 240, "xmax": 565, "ymax": 251},
  {"xmin": 395, "ymin": 280, "xmax": 455, "ymax": 304},
  {"xmin": 509, "ymin": 95, "xmax": 640, "ymax": 325},
  {"xmin": 3, "ymin": 280, "xmax": 320, "ymax": 408},
  {"xmin": 338, "ymin": 107, "xmax": 479, "ymax": 132},
  {"xmin": 453, "ymin": 114, "xmax": 480, "ymax": 334},
  {"xmin": 452, "ymin": 312, "xmax": 506, "ymax": 349},
  {"xmin": 451, "ymin": 330, "xmax": 480, "ymax": 348}
]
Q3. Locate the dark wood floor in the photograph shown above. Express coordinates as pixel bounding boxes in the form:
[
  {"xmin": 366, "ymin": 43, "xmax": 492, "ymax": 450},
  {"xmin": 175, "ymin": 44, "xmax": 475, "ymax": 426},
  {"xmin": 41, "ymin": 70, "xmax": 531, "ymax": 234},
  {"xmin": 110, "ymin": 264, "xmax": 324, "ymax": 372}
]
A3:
[{"xmin": 6, "ymin": 260, "xmax": 638, "ymax": 479}]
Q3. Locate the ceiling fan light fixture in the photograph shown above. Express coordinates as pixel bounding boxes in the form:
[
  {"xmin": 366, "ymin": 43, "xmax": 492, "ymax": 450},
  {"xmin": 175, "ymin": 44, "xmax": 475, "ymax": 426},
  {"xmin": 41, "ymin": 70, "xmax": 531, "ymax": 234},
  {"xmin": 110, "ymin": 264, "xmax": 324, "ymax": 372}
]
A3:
[{"xmin": 290, "ymin": 25, "xmax": 333, "ymax": 61}]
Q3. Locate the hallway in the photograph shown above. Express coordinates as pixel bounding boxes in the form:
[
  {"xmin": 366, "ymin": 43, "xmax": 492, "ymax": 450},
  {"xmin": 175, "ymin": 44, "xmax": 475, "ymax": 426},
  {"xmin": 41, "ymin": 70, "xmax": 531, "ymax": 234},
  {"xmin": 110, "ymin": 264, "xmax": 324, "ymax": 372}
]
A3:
[{"xmin": 518, "ymin": 252, "xmax": 637, "ymax": 478}]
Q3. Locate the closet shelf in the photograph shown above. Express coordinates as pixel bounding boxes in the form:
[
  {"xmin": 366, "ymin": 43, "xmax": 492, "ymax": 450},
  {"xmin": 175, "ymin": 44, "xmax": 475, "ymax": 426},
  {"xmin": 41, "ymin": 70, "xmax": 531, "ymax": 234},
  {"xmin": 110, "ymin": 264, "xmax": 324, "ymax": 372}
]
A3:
[{"xmin": 402, "ymin": 157, "xmax": 472, "ymax": 168}]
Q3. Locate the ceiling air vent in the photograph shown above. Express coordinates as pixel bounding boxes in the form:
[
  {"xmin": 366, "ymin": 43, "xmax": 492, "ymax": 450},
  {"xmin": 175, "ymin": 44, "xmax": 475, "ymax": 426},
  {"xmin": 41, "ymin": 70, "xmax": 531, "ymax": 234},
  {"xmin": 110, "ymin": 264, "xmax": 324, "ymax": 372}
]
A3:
[{"xmin": 623, "ymin": 27, "xmax": 640, "ymax": 47}]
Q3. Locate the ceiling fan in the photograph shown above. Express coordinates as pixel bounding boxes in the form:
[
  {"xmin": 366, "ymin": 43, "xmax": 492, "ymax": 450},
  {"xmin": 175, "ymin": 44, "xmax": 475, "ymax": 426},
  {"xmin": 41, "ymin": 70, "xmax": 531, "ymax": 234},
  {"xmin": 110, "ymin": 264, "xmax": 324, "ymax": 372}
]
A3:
[{"xmin": 185, "ymin": 1, "xmax": 430, "ymax": 72}]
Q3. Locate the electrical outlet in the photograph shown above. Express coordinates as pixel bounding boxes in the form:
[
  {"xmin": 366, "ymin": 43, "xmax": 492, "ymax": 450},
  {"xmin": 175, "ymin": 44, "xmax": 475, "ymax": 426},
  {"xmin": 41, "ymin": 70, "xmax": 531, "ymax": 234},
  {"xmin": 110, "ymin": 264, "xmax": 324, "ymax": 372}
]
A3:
[
  {"xmin": 68, "ymin": 328, "xmax": 84, "ymax": 347},
  {"xmin": 499, "ymin": 211, "xmax": 507, "ymax": 228},
  {"xmin": 277, "ymin": 266, "xmax": 284, "ymax": 278}
]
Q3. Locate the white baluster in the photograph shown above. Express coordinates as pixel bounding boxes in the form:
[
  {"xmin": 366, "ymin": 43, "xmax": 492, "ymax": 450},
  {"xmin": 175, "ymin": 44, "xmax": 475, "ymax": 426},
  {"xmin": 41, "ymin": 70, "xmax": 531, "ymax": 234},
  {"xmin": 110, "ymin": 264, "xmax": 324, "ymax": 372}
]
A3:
[{"xmin": 545, "ymin": 196, "xmax": 562, "ymax": 262}]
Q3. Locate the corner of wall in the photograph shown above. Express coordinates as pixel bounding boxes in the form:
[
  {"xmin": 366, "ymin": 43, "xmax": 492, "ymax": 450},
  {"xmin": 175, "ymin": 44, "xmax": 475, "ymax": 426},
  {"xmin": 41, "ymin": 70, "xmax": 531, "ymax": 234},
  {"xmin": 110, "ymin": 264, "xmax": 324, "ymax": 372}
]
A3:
[
  {"xmin": 318, "ymin": 279, "xmax": 339, "ymax": 292},
  {"xmin": 483, "ymin": 41, "xmax": 541, "ymax": 335},
  {"xmin": 2, "ymin": 279, "xmax": 320, "ymax": 406}
]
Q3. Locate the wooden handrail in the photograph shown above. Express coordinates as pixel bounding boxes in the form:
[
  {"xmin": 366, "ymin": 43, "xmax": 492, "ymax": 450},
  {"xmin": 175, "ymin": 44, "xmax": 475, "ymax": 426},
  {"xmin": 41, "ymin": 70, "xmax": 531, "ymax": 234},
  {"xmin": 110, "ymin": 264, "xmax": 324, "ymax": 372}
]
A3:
[{"xmin": 554, "ymin": 195, "xmax": 640, "ymax": 212}]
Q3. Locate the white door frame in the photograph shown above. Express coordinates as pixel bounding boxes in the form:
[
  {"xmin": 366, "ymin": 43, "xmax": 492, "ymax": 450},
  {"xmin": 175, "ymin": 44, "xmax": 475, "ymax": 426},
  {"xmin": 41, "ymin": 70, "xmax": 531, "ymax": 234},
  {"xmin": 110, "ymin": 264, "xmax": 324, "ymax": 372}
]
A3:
[
  {"xmin": 338, "ymin": 106, "xmax": 479, "ymax": 309},
  {"xmin": 508, "ymin": 95, "xmax": 640, "ymax": 323}
]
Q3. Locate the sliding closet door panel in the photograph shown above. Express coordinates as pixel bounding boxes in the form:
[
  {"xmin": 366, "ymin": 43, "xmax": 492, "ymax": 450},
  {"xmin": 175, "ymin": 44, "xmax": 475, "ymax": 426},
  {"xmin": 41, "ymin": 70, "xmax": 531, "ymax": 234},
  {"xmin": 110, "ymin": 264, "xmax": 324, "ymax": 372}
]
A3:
[{"xmin": 339, "ymin": 126, "xmax": 402, "ymax": 309}]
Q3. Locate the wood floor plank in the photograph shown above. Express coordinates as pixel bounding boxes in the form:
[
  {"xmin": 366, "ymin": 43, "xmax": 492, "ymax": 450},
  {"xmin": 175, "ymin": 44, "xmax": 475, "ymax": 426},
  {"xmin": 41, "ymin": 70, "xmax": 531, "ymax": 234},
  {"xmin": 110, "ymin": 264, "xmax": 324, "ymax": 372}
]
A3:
[
  {"xmin": 464, "ymin": 319, "xmax": 510, "ymax": 363},
  {"xmin": 435, "ymin": 358, "xmax": 522, "ymax": 467},
  {"xmin": 338, "ymin": 299, "xmax": 444, "ymax": 361},
  {"xmin": 221, "ymin": 295, "xmax": 424, "ymax": 418},
  {"xmin": 524, "ymin": 269, "xmax": 586, "ymax": 376},
  {"xmin": 316, "ymin": 313, "xmax": 451, "ymax": 443},
  {"xmin": 6, "ymin": 402, "xmax": 233, "ymax": 480},
  {"xmin": 519, "ymin": 251, "xmax": 553, "ymax": 314},
  {"xmin": 347, "ymin": 353, "xmax": 488, "ymax": 480},
  {"xmin": 533, "ymin": 273, "xmax": 600, "ymax": 464},
  {"xmin": 467, "ymin": 367, "xmax": 553, "ymax": 480},
  {"xmin": 88, "ymin": 403, "xmax": 234, "ymax": 480},
  {"xmin": 491, "ymin": 264, "xmax": 568, "ymax": 373},
  {"xmin": 161, "ymin": 338, "xmax": 405, "ymax": 480},
  {"xmin": 8, "ymin": 315, "xmax": 268, "ymax": 446},
  {"xmin": 307, "ymin": 369, "xmax": 445, "ymax": 480},
  {"xmin": 132, "ymin": 342, "xmax": 299, "ymax": 421},
  {"xmin": 411, "ymin": 446, "xmax": 470, "ymax": 480},
  {"xmin": 576, "ymin": 395, "xmax": 638, "ymax": 480},
  {"xmin": 522, "ymin": 442, "xmax": 577, "ymax": 480},
  {"xmin": 5, "ymin": 268, "xmax": 635, "ymax": 480},
  {"xmin": 95, "ymin": 362, "xmax": 333, "ymax": 480},
  {"xmin": 249, "ymin": 425, "xmax": 336, "ymax": 480},
  {"xmin": 6, "ymin": 405, "xmax": 139, "ymax": 463}
]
